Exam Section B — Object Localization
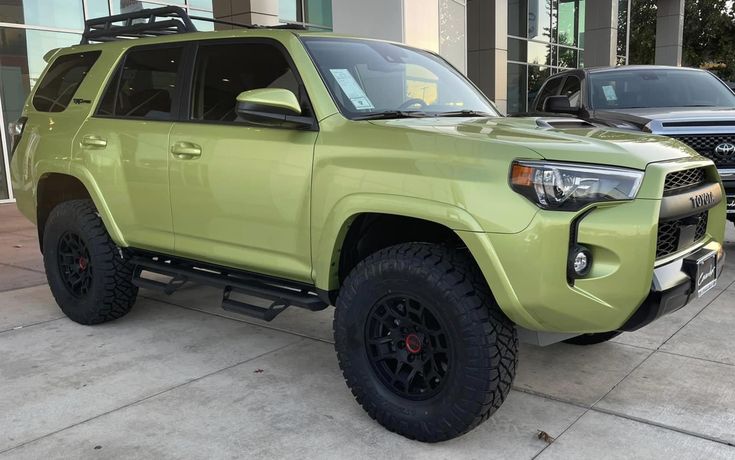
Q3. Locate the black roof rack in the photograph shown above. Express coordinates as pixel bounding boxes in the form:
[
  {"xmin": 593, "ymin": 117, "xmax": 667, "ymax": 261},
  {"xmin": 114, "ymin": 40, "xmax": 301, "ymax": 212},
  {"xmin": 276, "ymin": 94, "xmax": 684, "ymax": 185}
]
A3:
[
  {"xmin": 81, "ymin": 6, "xmax": 197, "ymax": 44},
  {"xmin": 81, "ymin": 6, "xmax": 308, "ymax": 44}
]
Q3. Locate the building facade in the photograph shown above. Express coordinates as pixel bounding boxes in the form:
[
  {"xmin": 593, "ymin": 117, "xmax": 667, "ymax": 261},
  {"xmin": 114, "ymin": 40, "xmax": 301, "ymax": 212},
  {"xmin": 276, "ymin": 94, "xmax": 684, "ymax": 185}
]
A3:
[{"xmin": 0, "ymin": 0, "xmax": 684, "ymax": 203}]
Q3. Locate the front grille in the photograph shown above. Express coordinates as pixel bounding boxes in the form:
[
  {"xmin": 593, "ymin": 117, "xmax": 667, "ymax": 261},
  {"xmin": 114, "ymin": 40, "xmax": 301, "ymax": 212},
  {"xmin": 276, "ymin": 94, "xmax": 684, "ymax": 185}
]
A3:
[
  {"xmin": 663, "ymin": 168, "xmax": 705, "ymax": 194},
  {"xmin": 656, "ymin": 211, "xmax": 709, "ymax": 259},
  {"xmin": 671, "ymin": 134, "xmax": 735, "ymax": 167}
]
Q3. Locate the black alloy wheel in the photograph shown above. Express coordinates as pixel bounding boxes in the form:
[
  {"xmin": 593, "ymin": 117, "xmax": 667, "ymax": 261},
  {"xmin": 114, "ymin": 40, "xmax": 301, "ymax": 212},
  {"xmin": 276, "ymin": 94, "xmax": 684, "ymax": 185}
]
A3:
[
  {"xmin": 365, "ymin": 295, "xmax": 450, "ymax": 400},
  {"xmin": 57, "ymin": 231, "xmax": 93, "ymax": 297}
]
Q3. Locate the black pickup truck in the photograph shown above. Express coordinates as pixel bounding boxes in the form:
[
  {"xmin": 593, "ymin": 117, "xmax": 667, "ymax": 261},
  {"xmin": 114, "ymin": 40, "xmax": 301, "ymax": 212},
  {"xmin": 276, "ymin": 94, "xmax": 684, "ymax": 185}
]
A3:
[{"xmin": 525, "ymin": 65, "xmax": 735, "ymax": 224}]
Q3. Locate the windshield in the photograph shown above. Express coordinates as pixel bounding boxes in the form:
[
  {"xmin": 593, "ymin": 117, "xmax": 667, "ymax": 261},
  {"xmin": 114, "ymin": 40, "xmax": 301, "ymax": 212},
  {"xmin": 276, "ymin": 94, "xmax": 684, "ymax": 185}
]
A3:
[
  {"xmin": 301, "ymin": 37, "xmax": 499, "ymax": 119},
  {"xmin": 589, "ymin": 69, "xmax": 735, "ymax": 110}
]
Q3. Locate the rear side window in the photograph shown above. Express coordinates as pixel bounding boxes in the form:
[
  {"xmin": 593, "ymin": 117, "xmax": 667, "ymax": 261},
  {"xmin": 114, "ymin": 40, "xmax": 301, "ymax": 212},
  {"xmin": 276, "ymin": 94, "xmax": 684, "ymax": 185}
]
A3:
[
  {"xmin": 98, "ymin": 46, "xmax": 183, "ymax": 120},
  {"xmin": 33, "ymin": 51, "xmax": 100, "ymax": 113}
]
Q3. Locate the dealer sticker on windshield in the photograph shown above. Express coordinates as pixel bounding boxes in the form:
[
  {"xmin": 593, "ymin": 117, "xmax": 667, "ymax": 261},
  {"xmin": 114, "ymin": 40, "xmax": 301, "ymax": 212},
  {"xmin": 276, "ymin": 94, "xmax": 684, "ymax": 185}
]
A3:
[
  {"xmin": 330, "ymin": 69, "xmax": 375, "ymax": 110},
  {"xmin": 602, "ymin": 85, "xmax": 618, "ymax": 102}
]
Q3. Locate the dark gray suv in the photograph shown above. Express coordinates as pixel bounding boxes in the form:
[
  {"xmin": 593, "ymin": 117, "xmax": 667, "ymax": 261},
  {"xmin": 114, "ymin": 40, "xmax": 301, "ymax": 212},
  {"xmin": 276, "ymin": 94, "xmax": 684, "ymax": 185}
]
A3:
[{"xmin": 529, "ymin": 65, "xmax": 735, "ymax": 224}]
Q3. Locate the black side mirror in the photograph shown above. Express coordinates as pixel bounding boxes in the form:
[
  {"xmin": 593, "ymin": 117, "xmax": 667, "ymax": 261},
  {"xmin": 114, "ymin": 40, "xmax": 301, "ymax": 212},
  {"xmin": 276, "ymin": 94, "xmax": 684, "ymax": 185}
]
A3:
[{"xmin": 543, "ymin": 95, "xmax": 578, "ymax": 114}]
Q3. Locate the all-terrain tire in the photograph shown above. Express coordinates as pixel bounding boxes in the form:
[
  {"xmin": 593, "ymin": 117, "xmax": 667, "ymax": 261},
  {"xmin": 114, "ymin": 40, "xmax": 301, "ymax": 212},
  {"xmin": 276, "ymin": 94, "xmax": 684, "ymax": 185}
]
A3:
[
  {"xmin": 563, "ymin": 331, "xmax": 622, "ymax": 345},
  {"xmin": 43, "ymin": 199, "xmax": 138, "ymax": 325},
  {"xmin": 334, "ymin": 243, "xmax": 518, "ymax": 442}
]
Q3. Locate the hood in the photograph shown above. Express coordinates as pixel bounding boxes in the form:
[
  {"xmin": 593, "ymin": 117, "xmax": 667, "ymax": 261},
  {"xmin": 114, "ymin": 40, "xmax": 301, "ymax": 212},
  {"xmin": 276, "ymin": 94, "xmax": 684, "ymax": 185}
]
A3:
[
  {"xmin": 369, "ymin": 116, "xmax": 699, "ymax": 170},
  {"xmin": 593, "ymin": 106, "xmax": 735, "ymax": 131}
]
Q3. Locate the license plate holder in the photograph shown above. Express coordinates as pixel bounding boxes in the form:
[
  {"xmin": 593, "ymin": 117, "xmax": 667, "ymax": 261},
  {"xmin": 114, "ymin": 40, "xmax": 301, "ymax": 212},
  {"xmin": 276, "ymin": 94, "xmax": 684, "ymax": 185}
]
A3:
[{"xmin": 684, "ymin": 249, "xmax": 718, "ymax": 298}]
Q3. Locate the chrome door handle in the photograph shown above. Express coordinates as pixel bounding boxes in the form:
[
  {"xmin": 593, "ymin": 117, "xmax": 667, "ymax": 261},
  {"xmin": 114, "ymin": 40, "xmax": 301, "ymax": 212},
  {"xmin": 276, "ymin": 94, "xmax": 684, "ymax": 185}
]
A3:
[
  {"xmin": 80, "ymin": 135, "xmax": 107, "ymax": 148},
  {"xmin": 171, "ymin": 141, "xmax": 202, "ymax": 159}
]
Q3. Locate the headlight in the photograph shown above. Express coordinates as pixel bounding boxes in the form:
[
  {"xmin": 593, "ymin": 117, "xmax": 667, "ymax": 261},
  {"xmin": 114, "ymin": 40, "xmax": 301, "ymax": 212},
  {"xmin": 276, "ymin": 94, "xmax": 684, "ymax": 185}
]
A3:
[{"xmin": 510, "ymin": 160, "xmax": 644, "ymax": 211}]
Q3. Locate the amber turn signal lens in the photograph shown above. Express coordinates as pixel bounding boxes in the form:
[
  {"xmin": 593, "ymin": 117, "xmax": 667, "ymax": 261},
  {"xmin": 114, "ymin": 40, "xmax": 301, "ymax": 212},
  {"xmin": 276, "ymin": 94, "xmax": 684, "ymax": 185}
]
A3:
[{"xmin": 511, "ymin": 164, "xmax": 535, "ymax": 186}]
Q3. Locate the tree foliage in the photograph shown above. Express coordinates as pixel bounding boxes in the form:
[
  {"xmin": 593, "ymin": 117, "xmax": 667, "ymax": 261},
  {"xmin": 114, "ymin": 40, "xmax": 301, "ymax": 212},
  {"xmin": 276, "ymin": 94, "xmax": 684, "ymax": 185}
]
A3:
[{"xmin": 628, "ymin": 0, "xmax": 735, "ymax": 79}]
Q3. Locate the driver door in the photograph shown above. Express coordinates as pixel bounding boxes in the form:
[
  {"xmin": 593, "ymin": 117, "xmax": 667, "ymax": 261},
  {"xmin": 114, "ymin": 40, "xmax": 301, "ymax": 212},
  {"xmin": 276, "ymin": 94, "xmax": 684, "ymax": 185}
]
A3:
[{"xmin": 168, "ymin": 39, "xmax": 317, "ymax": 283}]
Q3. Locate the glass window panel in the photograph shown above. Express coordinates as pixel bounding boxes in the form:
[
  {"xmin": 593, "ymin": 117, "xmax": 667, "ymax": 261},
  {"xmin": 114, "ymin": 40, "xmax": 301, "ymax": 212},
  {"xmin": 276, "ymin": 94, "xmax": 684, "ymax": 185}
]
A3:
[
  {"xmin": 578, "ymin": 0, "xmax": 585, "ymax": 48},
  {"xmin": 534, "ymin": 75, "xmax": 563, "ymax": 111},
  {"xmin": 279, "ymin": 0, "xmax": 299, "ymax": 22},
  {"xmin": 507, "ymin": 62, "xmax": 527, "ymax": 114},
  {"xmin": 558, "ymin": 0, "xmax": 577, "ymax": 46},
  {"xmin": 527, "ymin": 41, "xmax": 551, "ymax": 66},
  {"xmin": 0, "ymin": 0, "xmax": 85, "ymax": 30},
  {"xmin": 33, "ymin": 51, "xmax": 100, "ymax": 112},
  {"xmin": 557, "ymin": 46, "xmax": 577, "ymax": 68},
  {"xmin": 528, "ymin": 0, "xmax": 552, "ymax": 42},
  {"xmin": 188, "ymin": 0, "xmax": 213, "ymax": 10},
  {"xmin": 560, "ymin": 75, "xmax": 581, "ymax": 107},
  {"xmin": 190, "ymin": 9, "xmax": 214, "ymax": 31},
  {"xmin": 86, "ymin": 0, "xmax": 110, "ymax": 19},
  {"xmin": 508, "ymin": 38, "xmax": 527, "ymax": 62},
  {"xmin": 106, "ymin": 46, "xmax": 183, "ymax": 119},
  {"xmin": 305, "ymin": 0, "xmax": 332, "ymax": 28},
  {"xmin": 112, "ymin": 1, "xmax": 184, "ymax": 15},
  {"xmin": 508, "ymin": 0, "xmax": 527, "ymax": 37},
  {"xmin": 190, "ymin": 42, "xmax": 299, "ymax": 122},
  {"xmin": 528, "ymin": 65, "xmax": 551, "ymax": 110},
  {"xmin": 0, "ymin": 141, "xmax": 8, "ymax": 199},
  {"xmin": 0, "ymin": 28, "xmax": 81, "ymax": 199}
]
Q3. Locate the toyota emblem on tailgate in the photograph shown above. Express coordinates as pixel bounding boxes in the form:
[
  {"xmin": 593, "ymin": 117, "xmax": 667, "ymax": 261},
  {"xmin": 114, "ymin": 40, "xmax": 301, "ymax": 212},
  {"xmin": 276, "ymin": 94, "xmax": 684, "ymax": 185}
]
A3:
[{"xmin": 714, "ymin": 143, "xmax": 735, "ymax": 155}]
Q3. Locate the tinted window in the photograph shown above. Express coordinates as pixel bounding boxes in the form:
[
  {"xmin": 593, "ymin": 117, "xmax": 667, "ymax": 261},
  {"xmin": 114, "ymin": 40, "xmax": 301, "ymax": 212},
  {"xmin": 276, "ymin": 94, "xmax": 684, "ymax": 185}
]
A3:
[
  {"xmin": 98, "ymin": 46, "xmax": 182, "ymax": 119},
  {"xmin": 535, "ymin": 76, "xmax": 563, "ymax": 112},
  {"xmin": 560, "ymin": 76, "xmax": 581, "ymax": 107},
  {"xmin": 33, "ymin": 51, "xmax": 100, "ymax": 112},
  {"xmin": 191, "ymin": 42, "xmax": 300, "ymax": 122},
  {"xmin": 589, "ymin": 69, "xmax": 735, "ymax": 109}
]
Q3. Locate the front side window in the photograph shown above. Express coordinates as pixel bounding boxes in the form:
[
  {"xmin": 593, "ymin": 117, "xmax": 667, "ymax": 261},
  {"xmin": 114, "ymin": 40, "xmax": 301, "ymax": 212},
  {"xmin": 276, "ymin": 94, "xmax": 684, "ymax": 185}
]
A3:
[
  {"xmin": 589, "ymin": 69, "xmax": 735, "ymax": 110},
  {"xmin": 33, "ymin": 51, "xmax": 100, "ymax": 113},
  {"xmin": 560, "ymin": 76, "xmax": 581, "ymax": 108},
  {"xmin": 191, "ymin": 41, "xmax": 301, "ymax": 122},
  {"xmin": 98, "ymin": 46, "xmax": 183, "ymax": 120},
  {"xmin": 302, "ymin": 37, "xmax": 498, "ymax": 119},
  {"xmin": 535, "ymin": 76, "xmax": 563, "ymax": 111}
]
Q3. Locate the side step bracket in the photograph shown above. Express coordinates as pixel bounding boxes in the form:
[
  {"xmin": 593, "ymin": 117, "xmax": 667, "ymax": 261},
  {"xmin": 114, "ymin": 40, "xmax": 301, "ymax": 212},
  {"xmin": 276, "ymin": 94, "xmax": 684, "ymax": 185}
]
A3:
[{"xmin": 131, "ymin": 254, "xmax": 328, "ymax": 322}]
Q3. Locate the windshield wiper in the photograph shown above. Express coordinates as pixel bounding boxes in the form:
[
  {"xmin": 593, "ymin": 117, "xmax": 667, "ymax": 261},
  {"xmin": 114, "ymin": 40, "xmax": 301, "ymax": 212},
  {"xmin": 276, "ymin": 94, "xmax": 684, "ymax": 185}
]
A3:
[
  {"xmin": 352, "ymin": 110, "xmax": 429, "ymax": 120},
  {"xmin": 432, "ymin": 110, "xmax": 495, "ymax": 117}
]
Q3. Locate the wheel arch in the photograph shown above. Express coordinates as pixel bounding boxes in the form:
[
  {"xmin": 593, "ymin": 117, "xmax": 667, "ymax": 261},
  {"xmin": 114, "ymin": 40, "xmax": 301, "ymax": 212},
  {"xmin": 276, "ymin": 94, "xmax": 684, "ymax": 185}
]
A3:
[
  {"xmin": 35, "ymin": 172, "xmax": 126, "ymax": 251},
  {"xmin": 314, "ymin": 193, "xmax": 488, "ymax": 301}
]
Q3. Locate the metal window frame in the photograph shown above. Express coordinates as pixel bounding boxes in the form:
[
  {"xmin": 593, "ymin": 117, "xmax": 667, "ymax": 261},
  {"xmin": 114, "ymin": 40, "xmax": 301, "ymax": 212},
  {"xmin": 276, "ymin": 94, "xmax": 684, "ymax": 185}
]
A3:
[{"xmin": 0, "ymin": 96, "xmax": 13, "ymax": 202}]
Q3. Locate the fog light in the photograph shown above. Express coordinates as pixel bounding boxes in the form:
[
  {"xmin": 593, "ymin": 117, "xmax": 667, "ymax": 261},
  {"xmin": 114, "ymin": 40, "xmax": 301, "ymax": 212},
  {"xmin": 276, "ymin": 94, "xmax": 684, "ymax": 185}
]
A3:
[{"xmin": 569, "ymin": 246, "xmax": 592, "ymax": 278}]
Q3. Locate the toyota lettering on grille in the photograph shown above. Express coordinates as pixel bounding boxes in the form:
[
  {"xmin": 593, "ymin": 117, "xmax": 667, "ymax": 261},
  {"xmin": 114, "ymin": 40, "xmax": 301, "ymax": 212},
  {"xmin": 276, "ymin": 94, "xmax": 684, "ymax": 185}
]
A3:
[
  {"xmin": 714, "ymin": 143, "xmax": 735, "ymax": 155},
  {"xmin": 690, "ymin": 191, "xmax": 715, "ymax": 209}
]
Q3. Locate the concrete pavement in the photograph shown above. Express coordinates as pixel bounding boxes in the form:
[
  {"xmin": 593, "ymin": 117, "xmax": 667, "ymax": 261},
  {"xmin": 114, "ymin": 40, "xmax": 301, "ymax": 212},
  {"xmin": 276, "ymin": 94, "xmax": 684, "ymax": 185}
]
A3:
[{"xmin": 1, "ymin": 203, "xmax": 734, "ymax": 459}]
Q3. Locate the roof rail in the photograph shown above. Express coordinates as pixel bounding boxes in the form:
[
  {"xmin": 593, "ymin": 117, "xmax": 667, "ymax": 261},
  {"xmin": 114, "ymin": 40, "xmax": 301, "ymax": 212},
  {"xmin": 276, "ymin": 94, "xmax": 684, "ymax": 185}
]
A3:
[
  {"xmin": 189, "ymin": 15, "xmax": 308, "ymax": 31},
  {"xmin": 81, "ymin": 6, "xmax": 198, "ymax": 44}
]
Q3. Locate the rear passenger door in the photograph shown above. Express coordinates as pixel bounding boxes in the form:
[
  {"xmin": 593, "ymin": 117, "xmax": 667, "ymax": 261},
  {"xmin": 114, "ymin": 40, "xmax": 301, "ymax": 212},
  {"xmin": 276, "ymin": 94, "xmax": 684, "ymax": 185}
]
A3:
[
  {"xmin": 167, "ymin": 39, "xmax": 317, "ymax": 283},
  {"xmin": 73, "ymin": 44, "xmax": 188, "ymax": 253}
]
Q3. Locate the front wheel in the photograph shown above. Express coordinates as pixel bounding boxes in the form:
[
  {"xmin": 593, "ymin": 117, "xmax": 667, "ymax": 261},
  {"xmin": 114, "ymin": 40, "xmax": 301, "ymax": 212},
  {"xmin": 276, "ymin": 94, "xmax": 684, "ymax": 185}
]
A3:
[
  {"xmin": 43, "ymin": 199, "xmax": 138, "ymax": 325},
  {"xmin": 334, "ymin": 243, "xmax": 518, "ymax": 442}
]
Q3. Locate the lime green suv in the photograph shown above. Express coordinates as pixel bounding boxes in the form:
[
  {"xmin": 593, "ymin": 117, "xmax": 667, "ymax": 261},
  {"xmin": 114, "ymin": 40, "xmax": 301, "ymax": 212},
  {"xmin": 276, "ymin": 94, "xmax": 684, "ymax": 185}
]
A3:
[{"xmin": 9, "ymin": 7, "xmax": 727, "ymax": 442}]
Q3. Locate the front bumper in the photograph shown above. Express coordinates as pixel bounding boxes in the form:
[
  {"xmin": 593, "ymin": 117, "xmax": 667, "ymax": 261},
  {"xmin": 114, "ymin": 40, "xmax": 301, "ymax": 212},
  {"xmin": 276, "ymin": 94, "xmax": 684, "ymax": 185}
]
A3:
[
  {"xmin": 457, "ymin": 161, "xmax": 727, "ymax": 333},
  {"xmin": 620, "ymin": 241, "xmax": 725, "ymax": 331}
]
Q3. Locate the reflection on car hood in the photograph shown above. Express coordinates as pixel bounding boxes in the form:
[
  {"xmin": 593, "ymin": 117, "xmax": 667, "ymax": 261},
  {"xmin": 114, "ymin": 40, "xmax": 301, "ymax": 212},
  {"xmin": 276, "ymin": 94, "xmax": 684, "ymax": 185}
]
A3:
[
  {"xmin": 593, "ymin": 106, "xmax": 735, "ymax": 130},
  {"xmin": 369, "ymin": 116, "xmax": 700, "ymax": 170}
]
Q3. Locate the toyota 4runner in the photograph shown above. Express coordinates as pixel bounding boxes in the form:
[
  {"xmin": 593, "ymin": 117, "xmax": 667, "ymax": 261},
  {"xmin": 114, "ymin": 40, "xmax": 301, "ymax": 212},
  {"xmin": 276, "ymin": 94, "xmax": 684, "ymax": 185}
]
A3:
[{"xmin": 9, "ymin": 7, "xmax": 728, "ymax": 442}]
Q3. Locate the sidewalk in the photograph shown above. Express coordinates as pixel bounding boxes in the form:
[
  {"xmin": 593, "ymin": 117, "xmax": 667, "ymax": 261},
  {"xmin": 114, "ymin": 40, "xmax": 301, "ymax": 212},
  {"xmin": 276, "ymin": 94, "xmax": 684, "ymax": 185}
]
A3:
[{"xmin": 1, "ymin": 202, "xmax": 734, "ymax": 459}]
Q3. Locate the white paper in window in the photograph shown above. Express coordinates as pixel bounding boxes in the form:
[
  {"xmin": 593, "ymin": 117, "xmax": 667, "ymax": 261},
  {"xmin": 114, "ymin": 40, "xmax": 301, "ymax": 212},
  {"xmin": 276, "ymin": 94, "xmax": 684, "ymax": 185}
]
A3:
[{"xmin": 329, "ymin": 68, "xmax": 375, "ymax": 110}]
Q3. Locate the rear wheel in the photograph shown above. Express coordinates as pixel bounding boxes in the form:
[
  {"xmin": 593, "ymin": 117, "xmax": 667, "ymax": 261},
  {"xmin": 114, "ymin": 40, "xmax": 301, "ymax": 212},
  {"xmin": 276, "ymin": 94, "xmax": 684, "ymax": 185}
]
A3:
[
  {"xmin": 563, "ymin": 331, "xmax": 622, "ymax": 345},
  {"xmin": 334, "ymin": 243, "xmax": 518, "ymax": 442},
  {"xmin": 43, "ymin": 199, "xmax": 138, "ymax": 325}
]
